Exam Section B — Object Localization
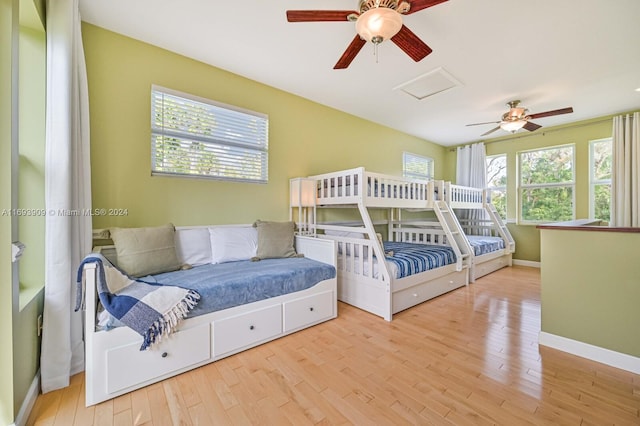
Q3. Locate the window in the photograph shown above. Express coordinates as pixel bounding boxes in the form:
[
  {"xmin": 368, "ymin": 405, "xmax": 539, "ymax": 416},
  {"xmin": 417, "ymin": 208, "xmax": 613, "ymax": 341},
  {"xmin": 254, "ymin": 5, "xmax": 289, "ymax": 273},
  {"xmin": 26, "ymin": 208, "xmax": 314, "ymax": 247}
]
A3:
[
  {"xmin": 589, "ymin": 138, "xmax": 612, "ymax": 222},
  {"xmin": 486, "ymin": 154, "xmax": 507, "ymax": 219},
  {"xmin": 518, "ymin": 145, "xmax": 575, "ymax": 223},
  {"xmin": 151, "ymin": 86, "xmax": 269, "ymax": 183},
  {"xmin": 403, "ymin": 152, "xmax": 433, "ymax": 180}
]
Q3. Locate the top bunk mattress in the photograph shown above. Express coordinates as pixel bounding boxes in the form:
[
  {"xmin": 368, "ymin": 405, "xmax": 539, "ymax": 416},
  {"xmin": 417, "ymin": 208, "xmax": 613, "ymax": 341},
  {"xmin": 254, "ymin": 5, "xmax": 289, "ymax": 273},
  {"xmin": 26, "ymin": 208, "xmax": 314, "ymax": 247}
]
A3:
[{"xmin": 466, "ymin": 235, "xmax": 505, "ymax": 256}]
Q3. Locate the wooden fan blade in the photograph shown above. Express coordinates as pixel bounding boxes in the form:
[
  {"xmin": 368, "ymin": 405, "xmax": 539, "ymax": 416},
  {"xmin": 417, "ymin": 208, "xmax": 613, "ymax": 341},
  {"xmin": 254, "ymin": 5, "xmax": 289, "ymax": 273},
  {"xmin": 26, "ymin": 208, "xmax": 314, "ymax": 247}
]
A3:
[
  {"xmin": 528, "ymin": 107, "xmax": 573, "ymax": 120},
  {"xmin": 391, "ymin": 25, "xmax": 432, "ymax": 62},
  {"xmin": 466, "ymin": 121, "xmax": 500, "ymax": 127},
  {"xmin": 405, "ymin": 0, "xmax": 448, "ymax": 15},
  {"xmin": 286, "ymin": 10, "xmax": 356, "ymax": 22},
  {"xmin": 523, "ymin": 121, "xmax": 542, "ymax": 132},
  {"xmin": 334, "ymin": 35, "xmax": 366, "ymax": 69},
  {"xmin": 481, "ymin": 126, "xmax": 502, "ymax": 137}
]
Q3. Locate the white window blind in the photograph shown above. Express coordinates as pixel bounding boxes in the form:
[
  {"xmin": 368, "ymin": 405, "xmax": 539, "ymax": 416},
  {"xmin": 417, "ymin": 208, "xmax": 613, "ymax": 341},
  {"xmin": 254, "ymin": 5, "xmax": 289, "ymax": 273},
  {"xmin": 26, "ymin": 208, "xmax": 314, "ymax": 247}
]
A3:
[
  {"xmin": 151, "ymin": 86, "xmax": 269, "ymax": 183},
  {"xmin": 403, "ymin": 152, "xmax": 433, "ymax": 180}
]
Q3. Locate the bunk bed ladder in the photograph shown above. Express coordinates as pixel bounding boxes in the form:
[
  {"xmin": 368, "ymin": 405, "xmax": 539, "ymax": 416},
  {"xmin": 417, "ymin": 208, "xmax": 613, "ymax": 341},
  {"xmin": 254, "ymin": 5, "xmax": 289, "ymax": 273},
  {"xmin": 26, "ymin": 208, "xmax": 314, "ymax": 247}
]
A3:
[
  {"xmin": 485, "ymin": 203, "xmax": 515, "ymax": 252},
  {"xmin": 434, "ymin": 200, "xmax": 471, "ymax": 272}
]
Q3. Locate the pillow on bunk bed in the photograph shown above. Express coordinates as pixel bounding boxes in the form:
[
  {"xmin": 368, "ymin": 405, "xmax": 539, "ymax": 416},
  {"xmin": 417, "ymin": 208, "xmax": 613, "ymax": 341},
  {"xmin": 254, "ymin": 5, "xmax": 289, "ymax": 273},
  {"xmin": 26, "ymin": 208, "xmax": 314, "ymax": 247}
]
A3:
[
  {"xmin": 175, "ymin": 228, "xmax": 212, "ymax": 267},
  {"xmin": 252, "ymin": 220, "xmax": 298, "ymax": 260},
  {"xmin": 109, "ymin": 223, "xmax": 181, "ymax": 277},
  {"xmin": 324, "ymin": 229, "xmax": 366, "ymax": 256},
  {"xmin": 324, "ymin": 230, "xmax": 366, "ymax": 240},
  {"xmin": 209, "ymin": 226, "xmax": 258, "ymax": 264}
]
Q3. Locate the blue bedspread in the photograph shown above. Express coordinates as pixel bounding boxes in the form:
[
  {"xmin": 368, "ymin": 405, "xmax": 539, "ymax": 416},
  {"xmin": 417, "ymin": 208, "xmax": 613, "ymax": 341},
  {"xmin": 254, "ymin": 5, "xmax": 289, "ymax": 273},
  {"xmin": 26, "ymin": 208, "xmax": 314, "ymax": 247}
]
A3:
[
  {"xmin": 382, "ymin": 241, "xmax": 457, "ymax": 279},
  {"xmin": 466, "ymin": 235, "xmax": 505, "ymax": 256},
  {"xmin": 142, "ymin": 257, "xmax": 336, "ymax": 318}
]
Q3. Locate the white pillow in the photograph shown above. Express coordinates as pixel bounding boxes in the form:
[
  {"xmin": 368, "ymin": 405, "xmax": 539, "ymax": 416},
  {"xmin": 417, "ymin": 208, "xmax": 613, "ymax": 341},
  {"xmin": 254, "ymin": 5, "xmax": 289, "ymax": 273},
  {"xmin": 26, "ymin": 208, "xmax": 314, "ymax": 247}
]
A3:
[
  {"xmin": 175, "ymin": 228, "xmax": 212, "ymax": 266},
  {"xmin": 324, "ymin": 230, "xmax": 366, "ymax": 257},
  {"xmin": 209, "ymin": 226, "xmax": 257, "ymax": 264},
  {"xmin": 324, "ymin": 230, "xmax": 366, "ymax": 239}
]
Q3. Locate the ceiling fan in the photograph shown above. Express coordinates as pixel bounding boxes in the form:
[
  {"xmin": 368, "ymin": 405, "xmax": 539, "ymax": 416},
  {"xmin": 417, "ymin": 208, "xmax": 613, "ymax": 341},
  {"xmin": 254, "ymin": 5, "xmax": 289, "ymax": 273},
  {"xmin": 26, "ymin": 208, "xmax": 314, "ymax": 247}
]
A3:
[
  {"xmin": 286, "ymin": 0, "xmax": 448, "ymax": 69},
  {"xmin": 467, "ymin": 100, "xmax": 574, "ymax": 137}
]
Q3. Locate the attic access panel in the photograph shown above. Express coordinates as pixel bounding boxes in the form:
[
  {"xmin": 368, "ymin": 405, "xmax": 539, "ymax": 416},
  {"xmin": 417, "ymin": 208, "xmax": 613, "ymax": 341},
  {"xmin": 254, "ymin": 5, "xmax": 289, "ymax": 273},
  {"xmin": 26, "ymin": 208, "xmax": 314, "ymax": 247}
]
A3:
[{"xmin": 394, "ymin": 67, "xmax": 462, "ymax": 100}]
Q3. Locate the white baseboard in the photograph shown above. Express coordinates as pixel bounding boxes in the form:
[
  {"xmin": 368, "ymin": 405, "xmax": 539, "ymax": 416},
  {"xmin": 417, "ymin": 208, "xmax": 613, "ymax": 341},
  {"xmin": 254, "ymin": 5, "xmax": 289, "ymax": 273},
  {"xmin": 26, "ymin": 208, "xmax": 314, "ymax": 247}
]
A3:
[
  {"xmin": 12, "ymin": 369, "xmax": 40, "ymax": 426},
  {"xmin": 539, "ymin": 332, "xmax": 640, "ymax": 374},
  {"xmin": 513, "ymin": 259, "xmax": 540, "ymax": 268}
]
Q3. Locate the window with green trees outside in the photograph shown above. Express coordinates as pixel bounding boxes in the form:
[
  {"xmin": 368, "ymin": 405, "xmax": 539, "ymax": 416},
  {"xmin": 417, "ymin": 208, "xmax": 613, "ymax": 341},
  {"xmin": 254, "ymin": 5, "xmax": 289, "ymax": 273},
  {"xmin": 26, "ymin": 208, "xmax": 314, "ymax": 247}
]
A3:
[
  {"xmin": 518, "ymin": 145, "xmax": 575, "ymax": 223},
  {"xmin": 486, "ymin": 154, "xmax": 507, "ymax": 219},
  {"xmin": 589, "ymin": 138, "xmax": 612, "ymax": 222}
]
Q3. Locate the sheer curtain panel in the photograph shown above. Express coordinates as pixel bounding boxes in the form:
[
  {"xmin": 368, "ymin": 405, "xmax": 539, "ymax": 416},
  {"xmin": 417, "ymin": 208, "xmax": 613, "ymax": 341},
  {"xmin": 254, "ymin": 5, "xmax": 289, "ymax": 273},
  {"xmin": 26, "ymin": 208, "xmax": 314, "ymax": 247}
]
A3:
[
  {"xmin": 456, "ymin": 143, "xmax": 487, "ymax": 223},
  {"xmin": 611, "ymin": 112, "xmax": 640, "ymax": 227},
  {"xmin": 40, "ymin": 0, "xmax": 92, "ymax": 393},
  {"xmin": 456, "ymin": 142, "xmax": 487, "ymax": 188}
]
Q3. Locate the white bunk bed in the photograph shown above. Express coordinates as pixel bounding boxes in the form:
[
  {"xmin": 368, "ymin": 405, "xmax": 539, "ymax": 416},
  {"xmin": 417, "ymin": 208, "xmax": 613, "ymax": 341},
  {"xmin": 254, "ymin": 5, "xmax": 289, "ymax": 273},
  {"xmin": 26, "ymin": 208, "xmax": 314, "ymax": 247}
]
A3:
[
  {"xmin": 82, "ymin": 226, "xmax": 337, "ymax": 406},
  {"xmin": 437, "ymin": 181, "xmax": 515, "ymax": 281},
  {"xmin": 297, "ymin": 167, "xmax": 471, "ymax": 321}
]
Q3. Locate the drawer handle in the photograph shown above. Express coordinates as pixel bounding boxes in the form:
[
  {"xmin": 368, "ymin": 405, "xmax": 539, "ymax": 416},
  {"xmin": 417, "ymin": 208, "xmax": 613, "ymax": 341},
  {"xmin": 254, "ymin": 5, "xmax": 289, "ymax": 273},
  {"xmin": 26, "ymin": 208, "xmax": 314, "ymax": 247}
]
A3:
[
  {"xmin": 249, "ymin": 325, "xmax": 255, "ymax": 330},
  {"xmin": 161, "ymin": 352, "xmax": 168, "ymax": 358},
  {"xmin": 309, "ymin": 307, "xmax": 314, "ymax": 312},
  {"xmin": 412, "ymin": 293, "xmax": 418, "ymax": 298}
]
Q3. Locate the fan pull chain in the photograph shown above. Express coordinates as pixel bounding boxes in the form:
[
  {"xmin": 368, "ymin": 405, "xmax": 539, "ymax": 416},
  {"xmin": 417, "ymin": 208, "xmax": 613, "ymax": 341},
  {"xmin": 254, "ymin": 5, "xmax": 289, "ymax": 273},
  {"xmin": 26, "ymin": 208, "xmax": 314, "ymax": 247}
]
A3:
[{"xmin": 374, "ymin": 43, "xmax": 379, "ymax": 64}]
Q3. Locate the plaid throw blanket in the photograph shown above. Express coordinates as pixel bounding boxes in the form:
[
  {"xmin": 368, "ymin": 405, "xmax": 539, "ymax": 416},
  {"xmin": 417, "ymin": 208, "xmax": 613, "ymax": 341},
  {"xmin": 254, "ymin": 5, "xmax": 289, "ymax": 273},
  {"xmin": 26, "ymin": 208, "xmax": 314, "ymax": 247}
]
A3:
[{"xmin": 76, "ymin": 254, "xmax": 200, "ymax": 350}]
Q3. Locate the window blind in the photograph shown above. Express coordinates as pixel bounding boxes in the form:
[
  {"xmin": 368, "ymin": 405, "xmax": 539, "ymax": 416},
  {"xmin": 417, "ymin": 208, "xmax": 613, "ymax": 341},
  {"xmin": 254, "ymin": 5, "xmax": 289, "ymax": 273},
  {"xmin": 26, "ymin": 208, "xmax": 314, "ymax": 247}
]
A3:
[
  {"xmin": 151, "ymin": 86, "xmax": 269, "ymax": 183},
  {"xmin": 403, "ymin": 152, "xmax": 433, "ymax": 180}
]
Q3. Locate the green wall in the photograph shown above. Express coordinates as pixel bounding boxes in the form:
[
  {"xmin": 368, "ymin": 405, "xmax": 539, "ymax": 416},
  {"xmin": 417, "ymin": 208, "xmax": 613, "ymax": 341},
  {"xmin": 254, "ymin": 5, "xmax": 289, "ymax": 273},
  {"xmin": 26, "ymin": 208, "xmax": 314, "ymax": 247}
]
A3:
[
  {"xmin": 82, "ymin": 23, "xmax": 446, "ymax": 231},
  {"xmin": 1, "ymin": 0, "xmax": 46, "ymax": 423},
  {"xmin": 540, "ymin": 228, "xmax": 640, "ymax": 357},
  {"xmin": 0, "ymin": 0, "xmax": 17, "ymax": 423},
  {"xmin": 18, "ymin": 23, "xmax": 45, "ymax": 302},
  {"xmin": 446, "ymin": 115, "xmax": 625, "ymax": 261}
]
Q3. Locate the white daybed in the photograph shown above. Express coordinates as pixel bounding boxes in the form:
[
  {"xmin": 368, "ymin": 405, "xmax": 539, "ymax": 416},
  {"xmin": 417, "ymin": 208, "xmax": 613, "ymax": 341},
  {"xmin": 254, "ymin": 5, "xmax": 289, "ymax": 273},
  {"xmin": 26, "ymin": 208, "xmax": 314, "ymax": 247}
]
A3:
[
  {"xmin": 294, "ymin": 167, "xmax": 471, "ymax": 321},
  {"xmin": 82, "ymin": 225, "xmax": 337, "ymax": 406},
  {"xmin": 437, "ymin": 181, "xmax": 515, "ymax": 281}
]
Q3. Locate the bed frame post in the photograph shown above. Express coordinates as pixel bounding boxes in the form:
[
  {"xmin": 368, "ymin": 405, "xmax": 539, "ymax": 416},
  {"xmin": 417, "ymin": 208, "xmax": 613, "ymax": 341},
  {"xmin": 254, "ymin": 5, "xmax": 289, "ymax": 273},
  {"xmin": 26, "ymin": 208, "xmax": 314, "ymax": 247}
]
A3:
[
  {"xmin": 356, "ymin": 203, "xmax": 392, "ymax": 321},
  {"xmin": 83, "ymin": 262, "xmax": 98, "ymax": 406}
]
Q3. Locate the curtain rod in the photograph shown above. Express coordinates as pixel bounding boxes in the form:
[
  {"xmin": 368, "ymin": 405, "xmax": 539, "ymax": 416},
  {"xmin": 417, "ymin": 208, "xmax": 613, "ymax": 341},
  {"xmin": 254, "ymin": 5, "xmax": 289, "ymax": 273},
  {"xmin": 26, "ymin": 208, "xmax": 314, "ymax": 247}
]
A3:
[{"xmin": 448, "ymin": 117, "xmax": 612, "ymax": 151}]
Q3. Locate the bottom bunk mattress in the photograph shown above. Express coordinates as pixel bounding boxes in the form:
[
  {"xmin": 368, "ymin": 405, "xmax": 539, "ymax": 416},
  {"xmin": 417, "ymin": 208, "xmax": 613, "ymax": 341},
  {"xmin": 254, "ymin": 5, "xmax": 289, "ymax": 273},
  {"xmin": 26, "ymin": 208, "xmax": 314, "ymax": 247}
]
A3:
[
  {"xmin": 98, "ymin": 257, "xmax": 336, "ymax": 330},
  {"xmin": 466, "ymin": 235, "xmax": 505, "ymax": 256},
  {"xmin": 337, "ymin": 241, "xmax": 457, "ymax": 280}
]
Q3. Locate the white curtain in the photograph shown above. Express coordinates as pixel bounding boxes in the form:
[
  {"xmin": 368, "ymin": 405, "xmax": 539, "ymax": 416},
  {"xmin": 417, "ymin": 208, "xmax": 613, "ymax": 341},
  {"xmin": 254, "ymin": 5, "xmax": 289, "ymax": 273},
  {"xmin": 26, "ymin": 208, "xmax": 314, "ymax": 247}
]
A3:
[
  {"xmin": 611, "ymin": 112, "xmax": 640, "ymax": 227},
  {"xmin": 40, "ymin": 0, "xmax": 92, "ymax": 393},
  {"xmin": 456, "ymin": 143, "xmax": 487, "ymax": 229},
  {"xmin": 456, "ymin": 142, "xmax": 487, "ymax": 188}
]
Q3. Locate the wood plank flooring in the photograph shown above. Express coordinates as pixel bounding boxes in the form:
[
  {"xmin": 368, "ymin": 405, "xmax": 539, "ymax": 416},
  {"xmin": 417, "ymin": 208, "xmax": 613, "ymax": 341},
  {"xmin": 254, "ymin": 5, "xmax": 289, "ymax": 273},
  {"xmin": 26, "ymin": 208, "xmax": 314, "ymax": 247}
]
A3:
[{"xmin": 27, "ymin": 266, "xmax": 640, "ymax": 425}]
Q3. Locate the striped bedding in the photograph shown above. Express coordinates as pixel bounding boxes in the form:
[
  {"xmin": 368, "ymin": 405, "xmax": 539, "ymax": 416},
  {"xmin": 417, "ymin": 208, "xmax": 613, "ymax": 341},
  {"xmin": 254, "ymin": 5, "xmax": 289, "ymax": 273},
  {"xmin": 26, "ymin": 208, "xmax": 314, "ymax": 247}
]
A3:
[
  {"xmin": 383, "ymin": 241, "xmax": 457, "ymax": 279},
  {"xmin": 466, "ymin": 235, "xmax": 505, "ymax": 256}
]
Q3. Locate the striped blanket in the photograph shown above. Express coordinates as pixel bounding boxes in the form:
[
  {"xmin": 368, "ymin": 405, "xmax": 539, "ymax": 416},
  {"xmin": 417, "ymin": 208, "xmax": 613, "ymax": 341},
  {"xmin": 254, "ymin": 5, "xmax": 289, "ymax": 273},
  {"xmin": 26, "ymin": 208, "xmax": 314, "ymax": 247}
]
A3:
[
  {"xmin": 383, "ymin": 241, "xmax": 457, "ymax": 279},
  {"xmin": 76, "ymin": 254, "xmax": 200, "ymax": 350}
]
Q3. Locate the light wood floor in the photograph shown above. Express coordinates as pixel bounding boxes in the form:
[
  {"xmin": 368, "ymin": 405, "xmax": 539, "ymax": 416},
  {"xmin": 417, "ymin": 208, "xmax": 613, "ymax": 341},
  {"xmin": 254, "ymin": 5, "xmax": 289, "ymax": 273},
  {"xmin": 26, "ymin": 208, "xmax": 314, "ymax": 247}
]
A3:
[{"xmin": 27, "ymin": 266, "xmax": 640, "ymax": 425}]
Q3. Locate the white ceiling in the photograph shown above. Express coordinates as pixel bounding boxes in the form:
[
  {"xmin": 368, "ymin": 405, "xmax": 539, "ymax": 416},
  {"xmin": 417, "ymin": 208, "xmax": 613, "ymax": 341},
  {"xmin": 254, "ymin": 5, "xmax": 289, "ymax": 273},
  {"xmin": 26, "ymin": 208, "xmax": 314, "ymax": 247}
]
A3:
[{"xmin": 79, "ymin": 0, "xmax": 640, "ymax": 147}]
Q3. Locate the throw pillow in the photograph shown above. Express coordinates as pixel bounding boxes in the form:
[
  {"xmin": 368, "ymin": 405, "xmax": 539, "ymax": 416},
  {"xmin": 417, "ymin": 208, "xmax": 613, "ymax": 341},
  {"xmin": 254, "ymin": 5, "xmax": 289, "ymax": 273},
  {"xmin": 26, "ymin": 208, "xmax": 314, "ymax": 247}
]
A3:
[
  {"xmin": 110, "ymin": 223, "xmax": 181, "ymax": 277},
  {"xmin": 209, "ymin": 226, "xmax": 258, "ymax": 264},
  {"xmin": 252, "ymin": 220, "xmax": 298, "ymax": 260}
]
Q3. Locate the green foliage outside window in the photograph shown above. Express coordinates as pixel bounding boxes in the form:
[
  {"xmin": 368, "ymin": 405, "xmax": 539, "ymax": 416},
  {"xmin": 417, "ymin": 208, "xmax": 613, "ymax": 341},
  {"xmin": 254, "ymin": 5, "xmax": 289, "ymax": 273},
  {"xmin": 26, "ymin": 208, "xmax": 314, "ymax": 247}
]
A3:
[
  {"xmin": 519, "ymin": 146, "xmax": 574, "ymax": 222},
  {"xmin": 486, "ymin": 155, "xmax": 507, "ymax": 219},
  {"xmin": 590, "ymin": 139, "xmax": 612, "ymax": 222}
]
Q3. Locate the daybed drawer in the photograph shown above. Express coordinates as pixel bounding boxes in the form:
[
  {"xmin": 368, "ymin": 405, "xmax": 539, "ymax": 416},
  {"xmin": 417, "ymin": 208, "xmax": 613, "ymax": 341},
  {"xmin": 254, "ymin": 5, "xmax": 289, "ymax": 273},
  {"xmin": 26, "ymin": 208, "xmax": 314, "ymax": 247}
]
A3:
[
  {"xmin": 212, "ymin": 304, "xmax": 282, "ymax": 357},
  {"xmin": 393, "ymin": 271, "xmax": 467, "ymax": 314},
  {"xmin": 106, "ymin": 323, "xmax": 210, "ymax": 394},
  {"xmin": 283, "ymin": 290, "xmax": 335, "ymax": 333}
]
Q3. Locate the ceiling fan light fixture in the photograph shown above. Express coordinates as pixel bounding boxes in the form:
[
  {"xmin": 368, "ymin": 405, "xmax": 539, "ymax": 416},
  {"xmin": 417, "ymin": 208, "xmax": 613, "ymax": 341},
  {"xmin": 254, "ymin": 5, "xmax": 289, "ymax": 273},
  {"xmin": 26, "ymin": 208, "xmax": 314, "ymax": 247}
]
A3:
[
  {"xmin": 500, "ymin": 120, "xmax": 527, "ymax": 133},
  {"xmin": 356, "ymin": 7, "xmax": 402, "ymax": 44}
]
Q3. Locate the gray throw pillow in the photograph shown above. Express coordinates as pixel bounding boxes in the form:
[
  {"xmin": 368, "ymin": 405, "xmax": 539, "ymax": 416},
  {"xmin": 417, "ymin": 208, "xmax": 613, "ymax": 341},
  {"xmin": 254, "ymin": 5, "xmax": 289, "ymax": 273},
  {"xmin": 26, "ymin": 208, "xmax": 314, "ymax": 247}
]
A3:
[
  {"xmin": 252, "ymin": 220, "xmax": 299, "ymax": 261},
  {"xmin": 110, "ymin": 223, "xmax": 181, "ymax": 277}
]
